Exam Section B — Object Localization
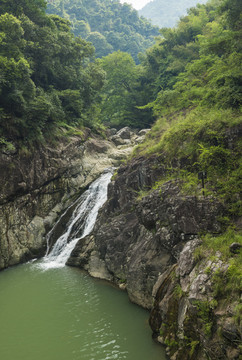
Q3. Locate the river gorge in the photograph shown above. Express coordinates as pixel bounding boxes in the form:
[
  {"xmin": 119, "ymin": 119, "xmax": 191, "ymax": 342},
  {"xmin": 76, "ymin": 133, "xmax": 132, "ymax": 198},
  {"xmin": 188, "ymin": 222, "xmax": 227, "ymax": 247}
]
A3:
[{"xmin": 0, "ymin": 127, "xmax": 241, "ymax": 360}]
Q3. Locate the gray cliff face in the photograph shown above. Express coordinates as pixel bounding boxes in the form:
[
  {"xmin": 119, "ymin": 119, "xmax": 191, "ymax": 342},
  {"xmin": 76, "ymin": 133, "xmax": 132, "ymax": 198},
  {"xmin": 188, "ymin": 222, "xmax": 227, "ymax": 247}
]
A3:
[
  {"xmin": 150, "ymin": 239, "xmax": 241, "ymax": 360},
  {"xmin": 1, "ymin": 124, "xmax": 240, "ymax": 359},
  {"xmin": 0, "ymin": 128, "xmax": 141, "ymax": 270},
  {"xmin": 67, "ymin": 155, "xmax": 241, "ymax": 359},
  {"xmin": 67, "ymin": 157, "xmax": 223, "ymax": 305}
]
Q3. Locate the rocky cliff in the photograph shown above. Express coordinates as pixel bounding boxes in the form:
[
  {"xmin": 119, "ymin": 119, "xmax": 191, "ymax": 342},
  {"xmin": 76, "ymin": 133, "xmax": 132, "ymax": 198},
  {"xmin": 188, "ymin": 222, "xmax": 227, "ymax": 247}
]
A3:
[
  {"xmin": 1, "ymin": 123, "xmax": 240, "ymax": 359},
  {"xmin": 0, "ymin": 127, "xmax": 144, "ymax": 270},
  {"xmin": 67, "ymin": 154, "xmax": 241, "ymax": 359}
]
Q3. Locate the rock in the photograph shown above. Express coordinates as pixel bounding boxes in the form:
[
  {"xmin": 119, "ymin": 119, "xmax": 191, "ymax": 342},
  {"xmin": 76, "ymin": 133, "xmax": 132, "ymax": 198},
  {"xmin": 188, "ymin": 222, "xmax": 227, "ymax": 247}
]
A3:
[
  {"xmin": 138, "ymin": 129, "xmax": 150, "ymax": 136},
  {"xmin": 132, "ymin": 134, "xmax": 145, "ymax": 144},
  {"xmin": 67, "ymin": 154, "xmax": 241, "ymax": 360},
  {"xmin": 0, "ymin": 132, "xmax": 138, "ymax": 270},
  {"xmin": 110, "ymin": 134, "xmax": 126, "ymax": 146},
  {"xmin": 109, "ymin": 128, "xmax": 118, "ymax": 136},
  {"xmin": 177, "ymin": 239, "xmax": 202, "ymax": 278},
  {"xmin": 85, "ymin": 138, "xmax": 109, "ymax": 153},
  {"xmin": 119, "ymin": 283, "xmax": 127, "ymax": 290},
  {"xmin": 68, "ymin": 156, "xmax": 225, "ymax": 311},
  {"xmin": 170, "ymin": 351, "xmax": 179, "ymax": 360},
  {"xmin": 222, "ymin": 318, "xmax": 241, "ymax": 343},
  {"xmin": 229, "ymin": 242, "xmax": 241, "ymax": 254},
  {"xmin": 116, "ymin": 127, "xmax": 132, "ymax": 139}
]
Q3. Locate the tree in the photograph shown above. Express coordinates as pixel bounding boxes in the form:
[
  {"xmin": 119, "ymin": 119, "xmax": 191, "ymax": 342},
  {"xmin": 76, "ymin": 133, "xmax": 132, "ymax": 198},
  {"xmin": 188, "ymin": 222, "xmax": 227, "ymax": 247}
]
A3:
[
  {"xmin": 98, "ymin": 51, "xmax": 153, "ymax": 128},
  {"xmin": 86, "ymin": 32, "xmax": 113, "ymax": 57},
  {"xmin": 143, "ymin": 0, "xmax": 242, "ymax": 117},
  {"xmin": 46, "ymin": 0, "xmax": 159, "ymax": 63},
  {"xmin": 0, "ymin": 1, "xmax": 106, "ymax": 146},
  {"xmin": 0, "ymin": 0, "xmax": 47, "ymax": 25}
]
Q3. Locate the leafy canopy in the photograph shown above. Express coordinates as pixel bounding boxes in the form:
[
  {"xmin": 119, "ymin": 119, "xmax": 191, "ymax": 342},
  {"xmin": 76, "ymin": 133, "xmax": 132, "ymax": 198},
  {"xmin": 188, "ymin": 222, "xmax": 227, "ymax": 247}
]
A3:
[
  {"xmin": 0, "ymin": 0, "xmax": 105, "ymax": 148},
  {"xmin": 46, "ymin": 0, "xmax": 159, "ymax": 63}
]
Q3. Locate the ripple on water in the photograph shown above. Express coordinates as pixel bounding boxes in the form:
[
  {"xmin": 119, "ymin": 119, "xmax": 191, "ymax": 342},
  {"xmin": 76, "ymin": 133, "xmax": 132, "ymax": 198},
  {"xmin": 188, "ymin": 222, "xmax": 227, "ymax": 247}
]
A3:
[{"xmin": 0, "ymin": 263, "xmax": 166, "ymax": 360}]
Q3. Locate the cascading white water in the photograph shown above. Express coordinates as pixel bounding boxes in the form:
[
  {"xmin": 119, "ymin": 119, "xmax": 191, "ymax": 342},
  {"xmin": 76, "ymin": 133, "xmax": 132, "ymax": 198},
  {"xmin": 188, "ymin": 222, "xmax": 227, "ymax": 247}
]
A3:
[{"xmin": 38, "ymin": 169, "xmax": 113, "ymax": 270}]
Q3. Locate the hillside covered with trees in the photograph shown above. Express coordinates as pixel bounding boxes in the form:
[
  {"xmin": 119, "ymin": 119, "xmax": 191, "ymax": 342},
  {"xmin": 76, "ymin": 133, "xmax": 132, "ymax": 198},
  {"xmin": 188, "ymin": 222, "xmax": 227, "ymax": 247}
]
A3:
[
  {"xmin": 1, "ymin": 0, "xmax": 241, "ymax": 152},
  {"xmin": 46, "ymin": 0, "xmax": 159, "ymax": 62},
  {"xmin": 0, "ymin": 0, "xmax": 241, "ymax": 357},
  {"xmin": 132, "ymin": 0, "xmax": 242, "ymax": 215},
  {"xmin": 0, "ymin": 0, "xmax": 106, "ymax": 151},
  {"xmin": 139, "ymin": 0, "xmax": 208, "ymax": 27},
  {"xmin": 98, "ymin": 0, "xmax": 241, "ymax": 130}
]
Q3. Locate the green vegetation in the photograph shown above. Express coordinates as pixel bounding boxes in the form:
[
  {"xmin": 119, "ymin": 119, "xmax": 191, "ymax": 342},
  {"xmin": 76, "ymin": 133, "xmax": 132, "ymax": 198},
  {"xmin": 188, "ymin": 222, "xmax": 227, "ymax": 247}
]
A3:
[
  {"xmin": 1, "ymin": 2, "xmax": 240, "ymax": 355},
  {"xmin": 196, "ymin": 229, "xmax": 242, "ymax": 297},
  {"xmin": 194, "ymin": 299, "xmax": 217, "ymax": 337},
  {"xmin": 0, "ymin": 0, "xmax": 105, "ymax": 149},
  {"xmin": 188, "ymin": 340, "xmax": 200, "ymax": 357},
  {"xmin": 136, "ymin": 109, "xmax": 241, "ymax": 215},
  {"xmin": 1, "ymin": 0, "xmax": 241, "ymax": 198},
  {"xmin": 134, "ymin": 0, "xmax": 241, "ymax": 216},
  {"xmin": 46, "ymin": 0, "xmax": 159, "ymax": 62},
  {"xmin": 134, "ymin": 3, "xmax": 242, "ymax": 336},
  {"xmin": 190, "ymin": 228, "xmax": 242, "ymax": 345},
  {"xmin": 97, "ymin": 50, "xmax": 154, "ymax": 128}
]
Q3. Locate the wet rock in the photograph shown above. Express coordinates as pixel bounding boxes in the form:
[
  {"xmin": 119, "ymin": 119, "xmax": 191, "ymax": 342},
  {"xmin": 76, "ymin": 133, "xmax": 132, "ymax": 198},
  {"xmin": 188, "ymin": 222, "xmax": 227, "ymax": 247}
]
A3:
[{"xmin": 0, "ymin": 131, "xmax": 140, "ymax": 270}]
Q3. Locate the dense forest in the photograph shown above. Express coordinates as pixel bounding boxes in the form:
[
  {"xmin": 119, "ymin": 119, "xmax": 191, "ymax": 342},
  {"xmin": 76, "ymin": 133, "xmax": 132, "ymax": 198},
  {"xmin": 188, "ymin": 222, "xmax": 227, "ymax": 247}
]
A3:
[
  {"xmin": 134, "ymin": 0, "xmax": 242, "ymax": 216},
  {"xmin": 99, "ymin": 0, "xmax": 242, "ymax": 129},
  {"xmin": 46, "ymin": 0, "xmax": 159, "ymax": 62},
  {"xmin": 0, "ymin": 0, "xmax": 106, "ymax": 150},
  {"xmin": 0, "ymin": 0, "xmax": 241, "ymax": 173},
  {"xmin": 139, "ymin": 0, "xmax": 207, "ymax": 28}
]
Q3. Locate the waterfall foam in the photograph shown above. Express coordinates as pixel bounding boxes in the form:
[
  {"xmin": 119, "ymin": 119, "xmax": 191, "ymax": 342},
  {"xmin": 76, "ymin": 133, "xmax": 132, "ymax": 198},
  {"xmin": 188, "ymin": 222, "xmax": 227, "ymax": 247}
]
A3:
[{"xmin": 38, "ymin": 169, "xmax": 113, "ymax": 270}]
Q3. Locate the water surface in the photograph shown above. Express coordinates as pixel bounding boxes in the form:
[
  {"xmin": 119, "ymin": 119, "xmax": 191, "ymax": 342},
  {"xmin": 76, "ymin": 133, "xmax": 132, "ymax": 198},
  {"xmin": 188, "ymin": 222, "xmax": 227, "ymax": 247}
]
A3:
[{"xmin": 0, "ymin": 263, "xmax": 166, "ymax": 360}]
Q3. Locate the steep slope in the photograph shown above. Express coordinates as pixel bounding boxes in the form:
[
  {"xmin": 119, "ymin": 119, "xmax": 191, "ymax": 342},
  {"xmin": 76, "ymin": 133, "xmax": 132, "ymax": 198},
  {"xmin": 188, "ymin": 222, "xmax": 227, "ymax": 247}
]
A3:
[
  {"xmin": 46, "ymin": 0, "xmax": 159, "ymax": 62},
  {"xmin": 0, "ymin": 0, "xmax": 105, "ymax": 148},
  {"xmin": 0, "ymin": 128, "xmax": 144, "ymax": 270},
  {"xmin": 139, "ymin": 0, "xmax": 208, "ymax": 27},
  {"xmin": 67, "ymin": 1, "xmax": 242, "ymax": 357},
  {"xmin": 68, "ymin": 120, "xmax": 241, "ymax": 360}
]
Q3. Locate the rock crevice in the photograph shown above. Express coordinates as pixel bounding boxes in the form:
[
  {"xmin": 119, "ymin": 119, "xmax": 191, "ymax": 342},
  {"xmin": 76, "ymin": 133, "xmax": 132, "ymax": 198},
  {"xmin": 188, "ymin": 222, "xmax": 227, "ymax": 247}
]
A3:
[{"xmin": 67, "ymin": 155, "xmax": 241, "ymax": 359}]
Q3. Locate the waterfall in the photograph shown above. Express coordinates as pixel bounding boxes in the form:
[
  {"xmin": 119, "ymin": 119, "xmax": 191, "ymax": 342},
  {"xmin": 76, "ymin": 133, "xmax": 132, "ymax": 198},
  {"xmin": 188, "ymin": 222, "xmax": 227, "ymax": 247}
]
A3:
[{"xmin": 38, "ymin": 169, "xmax": 113, "ymax": 270}]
